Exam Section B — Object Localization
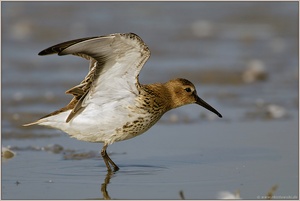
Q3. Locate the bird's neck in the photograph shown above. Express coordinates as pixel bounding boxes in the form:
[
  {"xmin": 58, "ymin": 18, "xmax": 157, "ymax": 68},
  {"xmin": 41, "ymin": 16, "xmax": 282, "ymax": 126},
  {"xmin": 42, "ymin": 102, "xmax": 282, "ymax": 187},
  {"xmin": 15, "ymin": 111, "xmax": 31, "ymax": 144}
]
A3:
[{"xmin": 140, "ymin": 83, "xmax": 173, "ymax": 113}]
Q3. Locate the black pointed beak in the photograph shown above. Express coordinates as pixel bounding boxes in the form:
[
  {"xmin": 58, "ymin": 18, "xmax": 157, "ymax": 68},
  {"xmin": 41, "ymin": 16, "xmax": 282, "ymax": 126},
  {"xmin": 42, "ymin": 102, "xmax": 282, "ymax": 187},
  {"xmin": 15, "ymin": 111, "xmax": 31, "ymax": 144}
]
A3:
[{"xmin": 195, "ymin": 95, "xmax": 222, "ymax": 118}]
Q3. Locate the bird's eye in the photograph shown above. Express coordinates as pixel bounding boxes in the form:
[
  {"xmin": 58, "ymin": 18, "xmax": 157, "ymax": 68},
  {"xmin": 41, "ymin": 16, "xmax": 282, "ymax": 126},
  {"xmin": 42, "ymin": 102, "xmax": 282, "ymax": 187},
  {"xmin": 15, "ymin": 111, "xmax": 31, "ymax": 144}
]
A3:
[{"xmin": 184, "ymin": 88, "xmax": 192, "ymax": 93}]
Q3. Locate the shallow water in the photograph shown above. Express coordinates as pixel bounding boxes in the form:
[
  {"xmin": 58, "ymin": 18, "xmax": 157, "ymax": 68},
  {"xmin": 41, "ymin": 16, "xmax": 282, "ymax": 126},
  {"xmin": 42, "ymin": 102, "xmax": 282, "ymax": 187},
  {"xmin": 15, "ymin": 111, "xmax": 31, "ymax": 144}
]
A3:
[{"xmin": 1, "ymin": 2, "xmax": 298, "ymax": 199}]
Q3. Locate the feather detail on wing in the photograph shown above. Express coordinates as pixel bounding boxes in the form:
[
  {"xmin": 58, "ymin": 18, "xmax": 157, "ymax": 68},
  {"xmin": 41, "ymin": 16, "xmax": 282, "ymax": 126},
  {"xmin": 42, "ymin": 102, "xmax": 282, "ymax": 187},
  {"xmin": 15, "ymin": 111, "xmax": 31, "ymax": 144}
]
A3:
[{"xmin": 34, "ymin": 33, "xmax": 150, "ymax": 123}]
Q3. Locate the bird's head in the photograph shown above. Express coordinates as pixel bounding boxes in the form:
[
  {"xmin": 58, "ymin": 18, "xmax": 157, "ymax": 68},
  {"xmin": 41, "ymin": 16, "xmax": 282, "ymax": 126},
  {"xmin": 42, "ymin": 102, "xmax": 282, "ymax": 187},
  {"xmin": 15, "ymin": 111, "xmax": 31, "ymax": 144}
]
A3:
[{"xmin": 165, "ymin": 78, "xmax": 222, "ymax": 118}]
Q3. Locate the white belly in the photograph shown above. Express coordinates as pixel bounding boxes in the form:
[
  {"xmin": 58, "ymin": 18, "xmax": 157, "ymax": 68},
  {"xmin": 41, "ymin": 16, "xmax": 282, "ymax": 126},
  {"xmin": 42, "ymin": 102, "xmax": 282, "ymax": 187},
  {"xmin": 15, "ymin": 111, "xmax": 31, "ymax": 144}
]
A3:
[{"xmin": 39, "ymin": 101, "xmax": 162, "ymax": 144}]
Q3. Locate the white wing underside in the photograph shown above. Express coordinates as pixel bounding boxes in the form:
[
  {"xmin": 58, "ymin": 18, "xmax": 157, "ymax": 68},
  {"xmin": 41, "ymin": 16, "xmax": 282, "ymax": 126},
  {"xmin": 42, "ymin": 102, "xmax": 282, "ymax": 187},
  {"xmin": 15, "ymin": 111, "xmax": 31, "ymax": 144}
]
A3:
[
  {"xmin": 63, "ymin": 34, "xmax": 149, "ymax": 119},
  {"xmin": 37, "ymin": 33, "xmax": 150, "ymax": 123}
]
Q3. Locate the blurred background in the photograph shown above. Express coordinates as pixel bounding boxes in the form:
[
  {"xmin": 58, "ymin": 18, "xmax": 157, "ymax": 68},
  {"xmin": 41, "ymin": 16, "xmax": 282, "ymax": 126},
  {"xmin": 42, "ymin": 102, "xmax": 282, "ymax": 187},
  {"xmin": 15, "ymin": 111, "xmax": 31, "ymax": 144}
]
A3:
[{"xmin": 1, "ymin": 2, "xmax": 298, "ymax": 199}]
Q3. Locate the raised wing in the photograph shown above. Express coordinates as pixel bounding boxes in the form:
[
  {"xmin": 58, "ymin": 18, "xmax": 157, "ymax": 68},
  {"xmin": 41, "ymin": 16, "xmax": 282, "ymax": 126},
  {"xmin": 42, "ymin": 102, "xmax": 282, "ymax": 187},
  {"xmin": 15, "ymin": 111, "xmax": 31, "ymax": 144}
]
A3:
[{"xmin": 39, "ymin": 33, "xmax": 150, "ymax": 122}]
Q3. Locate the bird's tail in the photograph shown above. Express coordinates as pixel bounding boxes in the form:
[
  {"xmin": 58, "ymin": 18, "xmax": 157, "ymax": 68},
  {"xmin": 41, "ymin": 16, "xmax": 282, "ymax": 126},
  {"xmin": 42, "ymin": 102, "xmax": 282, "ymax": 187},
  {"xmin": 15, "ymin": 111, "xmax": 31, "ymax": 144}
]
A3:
[{"xmin": 23, "ymin": 119, "xmax": 44, "ymax": 127}]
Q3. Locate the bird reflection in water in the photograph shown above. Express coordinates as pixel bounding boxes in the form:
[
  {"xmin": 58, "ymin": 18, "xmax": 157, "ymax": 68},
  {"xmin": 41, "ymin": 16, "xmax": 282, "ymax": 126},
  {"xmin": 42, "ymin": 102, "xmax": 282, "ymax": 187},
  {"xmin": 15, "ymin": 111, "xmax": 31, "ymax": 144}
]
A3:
[{"xmin": 100, "ymin": 170, "xmax": 114, "ymax": 200}]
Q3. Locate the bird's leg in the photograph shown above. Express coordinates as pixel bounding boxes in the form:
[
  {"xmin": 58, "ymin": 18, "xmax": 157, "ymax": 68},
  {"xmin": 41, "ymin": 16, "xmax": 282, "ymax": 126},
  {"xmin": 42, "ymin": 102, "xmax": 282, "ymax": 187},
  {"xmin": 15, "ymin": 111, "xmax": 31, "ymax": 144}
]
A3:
[
  {"xmin": 107, "ymin": 152, "xmax": 120, "ymax": 172},
  {"xmin": 101, "ymin": 149, "xmax": 112, "ymax": 172},
  {"xmin": 101, "ymin": 144, "xmax": 119, "ymax": 172}
]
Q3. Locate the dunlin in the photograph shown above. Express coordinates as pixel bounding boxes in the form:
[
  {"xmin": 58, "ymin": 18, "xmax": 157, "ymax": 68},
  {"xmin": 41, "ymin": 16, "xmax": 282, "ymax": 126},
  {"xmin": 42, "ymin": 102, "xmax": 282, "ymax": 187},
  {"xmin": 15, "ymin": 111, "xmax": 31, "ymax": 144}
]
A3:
[{"xmin": 24, "ymin": 33, "xmax": 222, "ymax": 172}]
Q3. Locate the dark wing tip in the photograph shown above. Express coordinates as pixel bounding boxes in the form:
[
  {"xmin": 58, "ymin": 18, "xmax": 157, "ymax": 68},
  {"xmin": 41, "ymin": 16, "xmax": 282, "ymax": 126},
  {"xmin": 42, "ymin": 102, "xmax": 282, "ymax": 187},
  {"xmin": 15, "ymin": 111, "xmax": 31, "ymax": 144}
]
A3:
[
  {"xmin": 38, "ymin": 48, "xmax": 55, "ymax": 56},
  {"xmin": 38, "ymin": 36, "xmax": 99, "ymax": 56},
  {"xmin": 38, "ymin": 45, "xmax": 67, "ymax": 56}
]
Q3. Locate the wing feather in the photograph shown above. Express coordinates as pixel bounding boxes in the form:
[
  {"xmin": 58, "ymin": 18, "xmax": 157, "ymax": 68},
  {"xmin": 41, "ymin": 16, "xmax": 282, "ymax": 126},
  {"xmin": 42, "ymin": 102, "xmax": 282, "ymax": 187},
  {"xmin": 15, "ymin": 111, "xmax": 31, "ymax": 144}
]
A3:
[{"xmin": 38, "ymin": 33, "xmax": 150, "ymax": 122}]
